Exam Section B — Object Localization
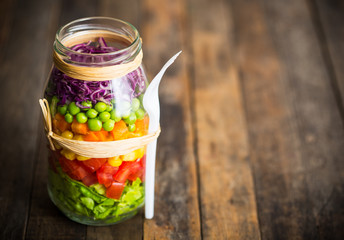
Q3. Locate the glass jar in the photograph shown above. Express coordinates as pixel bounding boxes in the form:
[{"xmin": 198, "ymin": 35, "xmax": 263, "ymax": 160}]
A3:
[{"xmin": 43, "ymin": 17, "xmax": 149, "ymax": 225}]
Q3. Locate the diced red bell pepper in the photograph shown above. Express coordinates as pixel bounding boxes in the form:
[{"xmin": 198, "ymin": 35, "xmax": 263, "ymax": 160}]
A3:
[
  {"xmin": 127, "ymin": 167, "xmax": 143, "ymax": 182},
  {"xmin": 99, "ymin": 162, "xmax": 119, "ymax": 175},
  {"xmin": 81, "ymin": 173, "xmax": 98, "ymax": 186},
  {"xmin": 81, "ymin": 158, "xmax": 107, "ymax": 172},
  {"xmin": 114, "ymin": 159, "xmax": 143, "ymax": 183},
  {"xmin": 113, "ymin": 161, "xmax": 132, "ymax": 183},
  {"xmin": 96, "ymin": 163, "xmax": 119, "ymax": 187},
  {"xmin": 59, "ymin": 157, "xmax": 91, "ymax": 180},
  {"xmin": 140, "ymin": 155, "xmax": 146, "ymax": 168},
  {"xmin": 97, "ymin": 172, "xmax": 113, "ymax": 187},
  {"xmin": 138, "ymin": 155, "xmax": 146, "ymax": 181},
  {"xmin": 106, "ymin": 182, "xmax": 125, "ymax": 200},
  {"xmin": 113, "ymin": 168, "xmax": 131, "ymax": 183},
  {"xmin": 128, "ymin": 158, "xmax": 145, "ymax": 182}
]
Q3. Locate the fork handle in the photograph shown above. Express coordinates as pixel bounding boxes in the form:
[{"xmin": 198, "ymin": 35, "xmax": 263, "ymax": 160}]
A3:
[{"xmin": 145, "ymin": 138, "xmax": 157, "ymax": 219}]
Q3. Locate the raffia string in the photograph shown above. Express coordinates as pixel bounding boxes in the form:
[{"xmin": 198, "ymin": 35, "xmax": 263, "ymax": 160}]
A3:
[
  {"xmin": 39, "ymin": 99, "xmax": 160, "ymax": 158},
  {"xmin": 53, "ymin": 30, "xmax": 143, "ymax": 81}
]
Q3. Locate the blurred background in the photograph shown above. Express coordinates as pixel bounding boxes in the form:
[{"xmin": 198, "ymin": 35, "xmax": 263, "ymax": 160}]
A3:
[{"xmin": 0, "ymin": 0, "xmax": 343, "ymax": 239}]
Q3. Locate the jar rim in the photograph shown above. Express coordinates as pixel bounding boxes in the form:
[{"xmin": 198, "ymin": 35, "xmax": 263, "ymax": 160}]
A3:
[{"xmin": 54, "ymin": 17, "xmax": 141, "ymax": 65}]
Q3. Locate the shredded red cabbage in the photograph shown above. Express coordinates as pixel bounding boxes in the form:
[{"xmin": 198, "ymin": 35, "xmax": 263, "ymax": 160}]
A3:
[{"xmin": 48, "ymin": 38, "xmax": 146, "ymax": 107}]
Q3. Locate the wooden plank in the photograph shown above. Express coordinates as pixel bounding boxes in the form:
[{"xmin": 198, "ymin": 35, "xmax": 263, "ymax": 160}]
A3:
[
  {"xmin": 0, "ymin": 0, "xmax": 57, "ymax": 239},
  {"xmin": 0, "ymin": 0, "xmax": 16, "ymax": 53},
  {"xmin": 231, "ymin": 0, "xmax": 344, "ymax": 238},
  {"xmin": 309, "ymin": 1, "xmax": 344, "ymax": 238},
  {"xmin": 99, "ymin": 0, "xmax": 141, "ymax": 30},
  {"xmin": 231, "ymin": 1, "xmax": 311, "ymax": 238},
  {"xmin": 311, "ymin": 0, "xmax": 344, "ymax": 110},
  {"xmin": 58, "ymin": 0, "xmax": 101, "ymax": 26},
  {"xmin": 189, "ymin": 0, "xmax": 260, "ymax": 239},
  {"xmin": 25, "ymin": 0, "xmax": 99, "ymax": 239},
  {"xmin": 86, "ymin": 213, "xmax": 143, "ymax": 240},
  {"xmin": 141, "ymin": 0, "xmax": 201, "ymax": 239},
  {"xmin": 261, "ymin": 0, "xmax": 344, "ymax": 238}
]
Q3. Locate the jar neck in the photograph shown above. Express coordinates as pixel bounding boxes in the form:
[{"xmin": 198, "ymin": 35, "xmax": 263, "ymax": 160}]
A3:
[{"xmin": 54, "ymin": 17, "xmax": 141, "ymax": 67}]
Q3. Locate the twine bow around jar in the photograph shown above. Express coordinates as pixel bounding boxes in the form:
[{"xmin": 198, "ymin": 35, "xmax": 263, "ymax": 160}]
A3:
[
  {"xmin": 39, "ymin": 29, "xmax": 160, "ymax": 158},
  {"xmin": 53, "ymin": 30, "xmax": 143, "ymax": 81},
  {"xmin": 39, "ymin": 99, "xmax": 160, "ymax": 158}
]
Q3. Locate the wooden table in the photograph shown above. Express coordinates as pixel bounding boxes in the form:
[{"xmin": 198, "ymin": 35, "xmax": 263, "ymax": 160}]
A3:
[{"xmin": 1, "ymin": 0, "xmax": 343, "ymax": 239}]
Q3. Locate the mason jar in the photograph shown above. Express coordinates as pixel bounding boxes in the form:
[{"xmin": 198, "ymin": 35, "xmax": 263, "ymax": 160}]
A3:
[{"xmin": 42, "ymin": 17, "xmax": 150, "ymax": 225}]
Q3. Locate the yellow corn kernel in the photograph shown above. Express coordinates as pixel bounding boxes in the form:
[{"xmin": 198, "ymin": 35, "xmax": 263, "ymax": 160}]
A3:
[
  {"xmin": 61, "ymin": 130, "xmax": 74, "ymax": 139},
  {"xmin": 108, "ymin": 156, "xmax": 122, "ymax": 167},
  {"xmin": 60, "ymin": 149, "xmax": 76, "ymax": 160},
  {"xmin": 76, "ymin": 155, "xmax": 91, "ymax": 161},
  {"xmin": 135, "ymin": 147, "xmax": 145, "ymax": 159},
  {"xmin": 73, "ymin": 134, "xmax": 84, "ymax": 141},
  {"xmin": 121, "ymin": 151, "xmax": 136, "ymax": 161}
]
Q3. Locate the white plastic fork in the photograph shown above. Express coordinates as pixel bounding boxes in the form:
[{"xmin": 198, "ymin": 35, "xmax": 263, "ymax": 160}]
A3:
[{"xmin": 143, "ymin": 51, "xmax": 182, "ymax": 219}]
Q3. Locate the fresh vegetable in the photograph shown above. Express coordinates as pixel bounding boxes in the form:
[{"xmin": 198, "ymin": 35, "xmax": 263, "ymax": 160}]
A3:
[
  {"xmin": 110, "ymin": 109, "xmax": 121, "ymax": 122},
  {"xmin": 50, "ymin": 96, "xmax": 59, "ymax": 117},
  {"xmin": 95, "ymin": 102, "xmax": 107, "ymax": 113},
  {"xmin": 108, "ymin": 156, "xmax": 122, "ymax": 167},
  {"xmin": 65, "ymin": 113, "xmax": 73, "ymax": 123},
  {"xmin": 81, "ymin": 100, "xmax": 92, "ymax": 109},
  {"xmin": 81, "ymin": 158, "xmax": 107, "ymax": 173},
  {"xmin": 83, "ymin": 131, "xmax": 100, "ymax": 142},
  {"xmin": 86, "ymin": 109, "xmax": 98, "ymax": 118},
  {"xmin": 61, "ymin": 130, "xmax": 73, "ymax": 139},
  {"xmin": 59, "ymin": 156, "xmax": 91, "ymax": 180},
  {"xmin": 81, "ymin": 173, "xmax": 98, "ymax": 186},
  {"xmin": 96, "ymin": 163, "xmax": 119, "ymax": 187},
  {"xmin": 102, "ymin": 119, "xmax": 115, "ymax": 131},
  {"xmin": 45, "ymin": 38, "xmax": 149, "ymax": 224},
  {"xmin": 71, "ymin": 121, "xmax": 89, "ymax": 135},
  {"xmin": 76, "ymin": 112, "xmax": 88, "ymax": 123},
  {"xmin": 128, "ymin": 123, "xmax": 136, "ymax": 132},
  {"xmin": 58, "ymin": 104, "xmax": 68, "ymax": 115},
  {"xmin": 53, "ymin": 113, "xmax": 71, "ymax": 132},
  {"xmin": 99, "ymin": 112, "xmax": 110, "ymax": 122},
  {"xmin": 123, "ymin": 112, "xmax": 137, "ymax": 125},
  {"xmin": 106, "ymin": 104, "xmax": 113, "ymax": 112},
  {"xmin": 106, "ymin": 182, "xmax": 125, "ymax": 200},
  {"xmin": 131, "ymin": 98, "xmax": 140, "ymax": 111},
  {"xmin": 88, "ymin": 119, "xmax": 102, "ymax": 131},
  {"xmin": 49, "ymin": 167, "xmax": 144, "ymax": 221},
  {"xmin": 111, "ymin": 120, "xmax": 128, "ymax": 140},
  {"xmin": 68, "ymin": 102, "xmax": 81, "ymax": 115}
]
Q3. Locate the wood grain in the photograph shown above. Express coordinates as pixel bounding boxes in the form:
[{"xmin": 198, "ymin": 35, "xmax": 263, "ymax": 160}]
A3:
[
  {"xmin": 0, "ymin": 0, "xmax": 16, "ymax": 54},
  {"xmin": 310, "ymin": 2, "xmax": 344, "ymax": 237},
  {"xmin": 232, "ymin": 0, "xmax": 344, "ymax": 239},
  {"xmin": 25, "ymin": 0, "xmax": 98, "ymax": 239},
  {"xmin": 141, "ymin": 0, "xmax": 201, "ymax": 239},
  {"xmin": 312, "ymin": 0, "xmax": 344, "ymax": 110},
  {"xmin": 1, "ymin": 0, "xmax": 344, "ymax": 239},
  {"xmin": 261, "ymin": 0, "xmax": 344, "ymax": 238},
  {"xmin": 0, "ymin": 0, "xmax": 57, "ymax": 239},
  {"xmin": 99, "ymin": 0, "xmax": 141, "ymax": 30},
  {"xmin": 189, "ymin": 0, "xmax": 260, "ymax": 239}
]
